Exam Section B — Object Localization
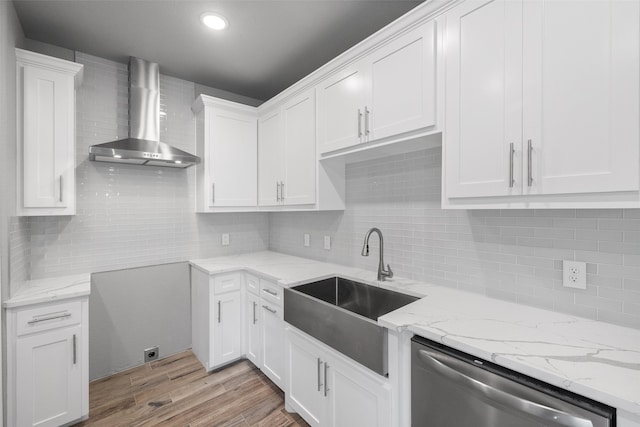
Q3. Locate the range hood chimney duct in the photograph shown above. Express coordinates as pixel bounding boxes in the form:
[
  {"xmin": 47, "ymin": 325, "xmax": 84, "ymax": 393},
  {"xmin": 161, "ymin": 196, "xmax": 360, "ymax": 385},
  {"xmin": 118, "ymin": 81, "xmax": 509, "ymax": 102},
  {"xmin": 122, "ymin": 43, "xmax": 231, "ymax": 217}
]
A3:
[{"xmin": 88, "ymin": 57, "xmax": 200, "ymax": 168}]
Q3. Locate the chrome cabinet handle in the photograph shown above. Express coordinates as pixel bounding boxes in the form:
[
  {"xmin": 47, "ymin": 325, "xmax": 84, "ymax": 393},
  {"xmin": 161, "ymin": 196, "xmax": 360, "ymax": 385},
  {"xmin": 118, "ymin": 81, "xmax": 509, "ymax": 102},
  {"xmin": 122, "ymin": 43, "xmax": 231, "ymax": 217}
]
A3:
[
  {"xmin": 262, "ymin": 305, "xmax": 276, "ymax": 314},
  {"xmin": 253, "ymin": 301, "xmax": 257, "ymax": 324},
  {"xmin": 364, "ymin": 106, "xmax": 370, "ymax": 137},
  {"xmin": 357, "ymin": 109, "xmax": 363, "ymax": 138},
  {"xmin": 28, "ymin": 312, "xmax": 71, "ymax": 325},
  {"xmin": 217, "ymin": 300, "xmax": 221, "ymax": 323},
  {"xmin": 509, "ymin": 143, "xmax": 515, "ymax": 188},
  {"xmin": 323, "ymin": 363, "xmax": 330, "ymax": 397},
  {"xmin": 263, "ymin": 288, "xmax": 278, "ymax": 296},
  {"xmin": 417, "ymin": 349, "xmax": 592, "ymax": 427},
  {"xmin": 73, "ymin": 334, "xmax": 77, "ymax": 365},
  {"xmin": 527, "ymin": 139, "xmax": 533, "ymax": 187},
  {"xmin": 317, "ymin": 358, "xmax": 323, "ymax": 391},
  {"xmin": 280, "ymin": 181, "xmax": 285, "ymax": 202},
  {"xmin": 212, "ymin": 183, "xmax": 215, "ymax": 204},
  {"xmin": 276, "ymin": 181, "xmax": 280, "ymax": 202},
  {"xmin": 59, "ymin": 175, "xmax": 63, "ymax": 202}
]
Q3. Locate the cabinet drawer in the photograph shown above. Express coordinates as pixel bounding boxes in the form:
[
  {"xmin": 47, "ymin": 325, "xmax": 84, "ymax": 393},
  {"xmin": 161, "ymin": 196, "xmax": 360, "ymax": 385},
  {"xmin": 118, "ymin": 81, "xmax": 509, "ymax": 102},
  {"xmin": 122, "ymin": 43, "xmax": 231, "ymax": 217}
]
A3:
[
  {"xmin": 246, "ymin": 273, "xmax": 260, "ymax": 296},
  {"xmin": 213, "ymin": 273, "xmax": 242, "ymax": 294},
  {"xmin": 260, "ymin": 279, "xmax": 283, "ymax": 307},
  {"xmin": 16, "ymin": 299, "xmax": 82, "ymax": 337}
]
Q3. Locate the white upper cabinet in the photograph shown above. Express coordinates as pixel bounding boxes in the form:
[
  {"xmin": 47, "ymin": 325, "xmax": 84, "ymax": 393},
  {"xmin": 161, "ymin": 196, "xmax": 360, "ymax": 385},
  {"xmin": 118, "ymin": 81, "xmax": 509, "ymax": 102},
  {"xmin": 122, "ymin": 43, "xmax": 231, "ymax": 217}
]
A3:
[
  {"xmin": 258, "ymin": 108, "xmax": 283, "ymax": 206},
  {"xmin": 367, "ymin": 20, "xmax": 436, "ymax": 141},
  {"xmin": 16, "ymin": 49, "xmax": 83, "ymax": 216},
  {"xmin": 258, "ymin": 88, "xmax": 318, "ymax": 207},
  {"xmin": 522, "ymin": 0, "xmax": 639, "ymax": 196},
  {"xmin": 443, "ymin": 0, "xmax": 523, "ymax": 199},
  {"xmin": 443, "ymin": 0, "xmax": 640, "ymax": 207},
  {"xmin": 317, "ymin": 65, "xmax": 367, "ymax": 154},
  {"xmin": 318, "ymin": 21, "xmax": 437, "ymax": 155},
  {"xmin": 282, "ymin": 89, "xmax": 316, "ymax": 205},
  {"xmin": 193, "ymin": 95, "xmax": 258, "ymax": 212}
]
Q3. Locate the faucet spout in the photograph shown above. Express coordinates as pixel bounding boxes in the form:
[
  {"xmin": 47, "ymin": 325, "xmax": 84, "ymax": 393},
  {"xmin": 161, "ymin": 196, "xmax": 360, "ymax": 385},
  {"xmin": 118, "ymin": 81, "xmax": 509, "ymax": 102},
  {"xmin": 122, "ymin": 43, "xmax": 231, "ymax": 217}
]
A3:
[{"xmin": 361, "ymin": 227, "xmax": 393, "ymax": 281}]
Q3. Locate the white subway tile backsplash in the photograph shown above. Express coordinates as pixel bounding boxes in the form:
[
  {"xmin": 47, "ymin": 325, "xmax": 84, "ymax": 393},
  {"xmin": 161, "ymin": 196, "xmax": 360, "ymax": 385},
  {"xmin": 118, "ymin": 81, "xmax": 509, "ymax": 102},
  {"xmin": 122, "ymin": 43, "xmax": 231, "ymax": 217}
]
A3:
[
  {"xmin": 269, "ymin": 147, "xmax": 640, "ymax": 330},
  {"xmin": 8, "ymin": 52, "xmax": 268, "ymax": 292}
]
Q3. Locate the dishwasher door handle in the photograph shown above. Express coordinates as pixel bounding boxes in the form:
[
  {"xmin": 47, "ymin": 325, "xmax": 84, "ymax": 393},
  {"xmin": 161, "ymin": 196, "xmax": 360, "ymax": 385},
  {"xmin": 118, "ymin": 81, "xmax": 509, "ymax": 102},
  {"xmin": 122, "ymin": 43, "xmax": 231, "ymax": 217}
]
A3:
[{"xmin": 417, "ymin": 349, "xmax": 593, "ymax": 427}]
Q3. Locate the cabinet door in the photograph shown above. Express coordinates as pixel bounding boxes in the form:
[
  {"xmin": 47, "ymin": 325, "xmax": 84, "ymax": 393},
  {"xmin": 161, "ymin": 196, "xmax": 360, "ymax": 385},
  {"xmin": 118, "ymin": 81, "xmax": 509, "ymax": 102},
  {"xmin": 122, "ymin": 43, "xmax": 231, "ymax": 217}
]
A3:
[
  {"xmin": 22, "ymin": 66, "xmax": 74, "ymax": 209},
  {"xmin": 327, "ymin": 357, "xmax": 391, "ymax": 427},
  {"xmin": 261, "ymin": 302, "xmax": 284, "ymax": 388},
  {"xmin": 209, "ymin": 109, "xmax": 257, "ymax": 207},
  {"xmin": 444, "ymin": 0, "xmax": 523, "ymax": 198},
  {"xmin": 368, "ymin": 20, "xmax": 436, "ymax": 141},
  {"xmin": 16, "ymin": 325, "xmax": 82, "ymax": 427},
  {"xmin": 246, "ymin": 292, "xmax": 262, "ymax": 366},
  {"xmin": 286, "ymin": 329, "xmax": 327, "ymax": 427},
  {"xmin": 258, "ymin": 109, "xmax": 283, "ymax": 206},
  {"xmin": 283, "ymin": 89, "xmax": 316, "ymax": 205},
  {"xmin": 523, "ymin": 0, "xmax": 640, "ymax": 195},
  {"xmin": 317, "ymin": 65, "xmax": 367, "ymax": 154},
  {"xmin": 213, "ymin": 292, "xmax": 242, "ymax": 367}
]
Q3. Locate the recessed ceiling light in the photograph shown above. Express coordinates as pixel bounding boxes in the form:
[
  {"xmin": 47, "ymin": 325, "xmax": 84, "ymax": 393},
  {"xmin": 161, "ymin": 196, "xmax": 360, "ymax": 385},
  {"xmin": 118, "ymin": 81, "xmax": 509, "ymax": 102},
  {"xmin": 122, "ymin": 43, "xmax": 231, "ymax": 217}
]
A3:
[{"xmin": 201, "ymin": 13, "xmax": 228, "ymax": 31}]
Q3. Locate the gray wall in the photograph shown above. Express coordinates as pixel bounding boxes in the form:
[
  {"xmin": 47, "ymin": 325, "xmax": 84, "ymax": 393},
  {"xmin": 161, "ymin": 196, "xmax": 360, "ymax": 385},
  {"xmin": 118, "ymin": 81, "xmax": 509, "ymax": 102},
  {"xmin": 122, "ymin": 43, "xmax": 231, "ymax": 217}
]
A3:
[
  {"xmin": 89, "ymin": 262, "xmax": 191, "ymax": 380},
  {"xmin": 269, "ymin": 147, "xmax": 640, "ymax": 330}
]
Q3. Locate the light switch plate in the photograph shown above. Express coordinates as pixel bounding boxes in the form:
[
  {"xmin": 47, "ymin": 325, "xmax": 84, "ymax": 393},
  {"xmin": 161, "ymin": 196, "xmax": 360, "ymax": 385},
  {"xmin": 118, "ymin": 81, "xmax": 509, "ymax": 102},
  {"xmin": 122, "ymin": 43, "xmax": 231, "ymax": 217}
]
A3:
[
  {"xmin": 304, "ymin": 234, "xmax": 310, "ymax": 247},
  {"xmin": 323, "ymin": 236, "xmax": 331, "ymax": 250},
  {"xmin": 563, "ymin": 260, "xmax": 586, "ymax": 289},
  {"xmin": 222, "ymin": 233, "xmax": 230, "ymax": 246}
]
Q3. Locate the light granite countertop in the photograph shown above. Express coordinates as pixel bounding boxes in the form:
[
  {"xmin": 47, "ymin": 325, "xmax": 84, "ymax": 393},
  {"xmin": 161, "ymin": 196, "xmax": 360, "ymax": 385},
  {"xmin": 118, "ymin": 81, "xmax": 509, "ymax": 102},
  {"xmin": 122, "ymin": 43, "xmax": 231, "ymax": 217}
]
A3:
[
  {"xmin": 191, "ymin": 251, "xmax": 640, "ymax": 421},
  {"xmin": 4, "ymin": 273, "xmax": 91, "ymax": 308}
]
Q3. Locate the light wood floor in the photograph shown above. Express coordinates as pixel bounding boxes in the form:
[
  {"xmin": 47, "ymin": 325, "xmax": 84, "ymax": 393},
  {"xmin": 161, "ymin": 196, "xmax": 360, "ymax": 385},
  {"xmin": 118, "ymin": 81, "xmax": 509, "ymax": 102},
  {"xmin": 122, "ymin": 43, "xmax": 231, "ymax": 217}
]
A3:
[{"xmin": 73, "ymin": 350, "xmax": 310, "ymax": 427}]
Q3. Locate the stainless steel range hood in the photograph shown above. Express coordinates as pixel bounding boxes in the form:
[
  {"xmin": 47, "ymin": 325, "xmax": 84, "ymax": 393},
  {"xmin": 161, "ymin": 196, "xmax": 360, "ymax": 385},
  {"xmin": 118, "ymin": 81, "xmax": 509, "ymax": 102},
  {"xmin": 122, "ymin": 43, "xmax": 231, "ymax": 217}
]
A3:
[{"xmin": 89, "ymin": 57, "xmax": 200, "ymax": 168}]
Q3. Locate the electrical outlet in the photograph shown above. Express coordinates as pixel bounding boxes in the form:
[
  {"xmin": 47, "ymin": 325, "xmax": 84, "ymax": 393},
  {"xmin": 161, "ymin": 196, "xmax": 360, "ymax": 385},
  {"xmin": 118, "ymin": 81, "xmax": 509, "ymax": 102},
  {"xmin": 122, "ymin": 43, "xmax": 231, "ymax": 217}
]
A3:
[
  {"xmin": 144, "ymin": 346, "xmax": 159, "ymax": 362},
  {"xmin": 324, "ymin": 235, "xmax": 331, "ymax": 250},
  {"xmin": 222, "ymin": 233, "xmax": 230, "ymax": 246},
  {"xmin": 562, "ymin": 260, "xmax": 586, "ymax": 289},
  {"xmin": 304, "ymin": 234, "xmax": 310, "ymax": 247}
]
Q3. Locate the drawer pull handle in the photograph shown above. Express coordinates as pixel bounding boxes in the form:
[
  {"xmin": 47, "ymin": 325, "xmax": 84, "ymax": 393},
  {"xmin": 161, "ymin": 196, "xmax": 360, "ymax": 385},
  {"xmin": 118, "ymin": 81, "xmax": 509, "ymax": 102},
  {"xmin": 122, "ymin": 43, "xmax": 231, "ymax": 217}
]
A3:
[
  {"xmin": 263, "ymin": 288, "xmax": 278, "ymax": 296},
  {"xmin": 73, "ymin": 334, "xmax": 77, "ymax": 365},
  {"xmin": 28, "ymin": 312, "xmax": 71, "ymax": 325},
  {"xmin": 262, "ymin": 305, "xmax": 277, "ymax": 314},
  {"xmin": 253, "ymin": 301, "xmax": 257, "ymax": 324}
]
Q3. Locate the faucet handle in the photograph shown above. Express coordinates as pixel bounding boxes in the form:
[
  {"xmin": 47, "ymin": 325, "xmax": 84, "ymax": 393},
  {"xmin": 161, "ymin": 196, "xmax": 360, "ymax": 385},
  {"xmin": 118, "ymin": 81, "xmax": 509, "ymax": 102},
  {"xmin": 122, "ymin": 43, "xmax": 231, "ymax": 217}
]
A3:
[{"xmin": 385, "ymin": 264, "xmax": 394, "ymax": 279}]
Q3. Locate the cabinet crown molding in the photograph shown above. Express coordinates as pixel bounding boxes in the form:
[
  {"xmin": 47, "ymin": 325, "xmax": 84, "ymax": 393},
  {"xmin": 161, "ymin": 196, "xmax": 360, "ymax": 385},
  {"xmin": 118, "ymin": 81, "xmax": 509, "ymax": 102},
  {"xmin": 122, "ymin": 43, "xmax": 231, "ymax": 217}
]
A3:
[
  {"xmin": 16, "ymin": 48, "xmax": 84, "ymax": 86},
  {"xmin": 192, "ymin": 94, "xmax": 258, "ymax": 116}
]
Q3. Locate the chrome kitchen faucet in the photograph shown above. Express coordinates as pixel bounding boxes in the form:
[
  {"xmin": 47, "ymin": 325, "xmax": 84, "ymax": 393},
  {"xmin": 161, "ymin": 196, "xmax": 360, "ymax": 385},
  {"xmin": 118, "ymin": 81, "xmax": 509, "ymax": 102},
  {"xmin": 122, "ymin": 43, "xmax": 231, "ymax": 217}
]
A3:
[{"xmin": 361, "ymin": 227, "xmax": 393, "ymax": 281}]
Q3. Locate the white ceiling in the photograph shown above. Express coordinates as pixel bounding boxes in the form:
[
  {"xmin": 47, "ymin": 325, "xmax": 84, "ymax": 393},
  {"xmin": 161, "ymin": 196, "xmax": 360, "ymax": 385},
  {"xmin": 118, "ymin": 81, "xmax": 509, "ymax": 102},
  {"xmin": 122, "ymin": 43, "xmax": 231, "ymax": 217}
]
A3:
[{"xmin": 13, "ymin": 0, "xmax": 423, "ymax": 102}]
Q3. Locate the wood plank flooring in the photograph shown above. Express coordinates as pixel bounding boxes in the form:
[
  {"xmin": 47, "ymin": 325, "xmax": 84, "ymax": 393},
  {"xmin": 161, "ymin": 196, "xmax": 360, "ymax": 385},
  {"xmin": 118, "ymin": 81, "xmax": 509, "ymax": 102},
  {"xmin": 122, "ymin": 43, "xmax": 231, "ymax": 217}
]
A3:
[{"xmin": 73, "ymin": 350, "xmax": 309, "ymax": 427}]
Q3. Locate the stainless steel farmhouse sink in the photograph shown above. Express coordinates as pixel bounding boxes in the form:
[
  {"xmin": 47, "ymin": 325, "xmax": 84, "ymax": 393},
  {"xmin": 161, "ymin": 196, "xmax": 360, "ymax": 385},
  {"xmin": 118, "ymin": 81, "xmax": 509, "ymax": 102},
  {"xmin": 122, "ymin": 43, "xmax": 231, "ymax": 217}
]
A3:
[{"xmin": 284, "ymin": 276, "xmax": 419, "ymax": 376}]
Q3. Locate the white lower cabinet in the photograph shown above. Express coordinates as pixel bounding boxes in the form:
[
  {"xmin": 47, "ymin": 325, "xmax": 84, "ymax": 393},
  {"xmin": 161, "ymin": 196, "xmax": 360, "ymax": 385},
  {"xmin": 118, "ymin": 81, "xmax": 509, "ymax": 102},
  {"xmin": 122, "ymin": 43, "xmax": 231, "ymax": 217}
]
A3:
[
  {"xmin": 213, "ymin": 291, "xmax": 243, "ymax": 366},
  {"xmin": 246, "ymin": 291, "xmax": 262, "ymax": 366},
  {"xmin": 261, "ymin": 279, "xmax": 285, "ymax": 389},
  {"xmin": 191, "ymin": 269, "xmax": 243, "ymax": 370},
  {"xmin": 285, "ymin": 326, "xmax": 391, "ymax": 427},
  {"xmin": 7, "ymin": 297, "xmax": 89, "ymax": 427}
]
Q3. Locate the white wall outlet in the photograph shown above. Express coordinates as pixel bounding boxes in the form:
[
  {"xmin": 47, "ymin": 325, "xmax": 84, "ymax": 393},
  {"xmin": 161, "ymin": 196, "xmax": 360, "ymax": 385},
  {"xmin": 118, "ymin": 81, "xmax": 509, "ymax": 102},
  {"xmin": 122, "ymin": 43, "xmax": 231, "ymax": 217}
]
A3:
[
  {"xmin": 562, "ymin": 260, "xmax": 586, "ymax": 289},
  {"xmin": 304, "ymin": 234, "xmax": 310, "ymax": 247},
  {"xmin": 221, "ymin": 233, "xmax": 230, "ymax": 246},
  {"xmin": 323, "ymin": 235, "xmax": 331, "ymax": 250}
]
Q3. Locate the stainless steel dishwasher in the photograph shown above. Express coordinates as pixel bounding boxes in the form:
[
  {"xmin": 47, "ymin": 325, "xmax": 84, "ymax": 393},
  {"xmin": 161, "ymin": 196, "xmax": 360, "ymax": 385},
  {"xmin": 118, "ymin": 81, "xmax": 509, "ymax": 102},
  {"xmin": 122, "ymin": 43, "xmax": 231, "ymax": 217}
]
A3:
[{"xmin": 411, "ymin": 336, "xmax": 615, "ymax": 427}]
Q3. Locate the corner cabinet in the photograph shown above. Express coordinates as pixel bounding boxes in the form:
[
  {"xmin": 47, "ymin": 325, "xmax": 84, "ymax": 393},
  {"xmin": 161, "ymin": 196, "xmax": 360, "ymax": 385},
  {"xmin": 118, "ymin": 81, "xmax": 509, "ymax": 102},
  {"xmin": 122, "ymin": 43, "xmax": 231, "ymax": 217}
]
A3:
[
  {"xmin": 317, "ymin": 20, "xmax": 437, "ymax": 155},
  {"xmin": 442, "ymin": 0, "xmax": 640, "ymax": 208},
  {"xmin": 285, "ymin": 326, "xmax": 391, "ymax": 427},
  {"xmin": 6, "ymin": 297, "xmax": 89, "ymax": 427},
  {"xmin": 258, "ymin": 88, "xmax": 316, "ymax": 207},
  {"xmin": 16, "ymin": 49, "xmax": 83, "ymax": 216},
  {"xmin": 192, "ymin": 95, "xmax": 258, "ymax": 212}
]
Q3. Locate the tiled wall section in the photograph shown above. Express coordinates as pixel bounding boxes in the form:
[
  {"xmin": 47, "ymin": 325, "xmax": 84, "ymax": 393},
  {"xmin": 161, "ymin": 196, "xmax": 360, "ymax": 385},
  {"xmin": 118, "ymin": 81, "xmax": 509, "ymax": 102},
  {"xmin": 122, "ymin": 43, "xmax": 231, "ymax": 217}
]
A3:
[
  {"xmin": 9, "ymin": 52, "xmax": 268, "ymax": 290},
  {"xmin": 269, "ymin": 148, "xmax": 640, "ymax": 330}
]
